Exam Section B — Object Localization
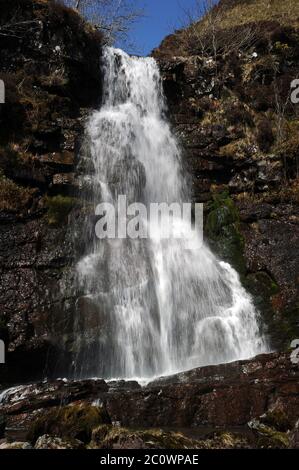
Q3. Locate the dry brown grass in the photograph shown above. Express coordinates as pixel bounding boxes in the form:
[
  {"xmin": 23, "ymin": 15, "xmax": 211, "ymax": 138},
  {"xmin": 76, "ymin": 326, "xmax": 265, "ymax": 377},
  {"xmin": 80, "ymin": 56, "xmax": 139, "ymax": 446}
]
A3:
[
  {"xmin": 217, "ymin": 0, "xmax": 299, "ymax": 30},
  {"xmin": 179, "ymin": 0, "xmax": 299, "ymax": 57},
  {"xmin": 0, "ymin": 171, "xmax": 35, "ymax": 212}
]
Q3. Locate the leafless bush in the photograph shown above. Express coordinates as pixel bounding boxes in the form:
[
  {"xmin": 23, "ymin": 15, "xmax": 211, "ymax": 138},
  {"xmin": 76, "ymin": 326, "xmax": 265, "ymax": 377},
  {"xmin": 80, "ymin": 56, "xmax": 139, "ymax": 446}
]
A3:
[
  {"xmin": 178, "ymin": 0, "xmax": 257, "ymax": 59},
  {"xmin": 0, "ymin": 19, "xmax": 41, "ymax": 39},
  {"xmin": 57, "ymin": 0, "xmax": 144, "ymax": 46}
]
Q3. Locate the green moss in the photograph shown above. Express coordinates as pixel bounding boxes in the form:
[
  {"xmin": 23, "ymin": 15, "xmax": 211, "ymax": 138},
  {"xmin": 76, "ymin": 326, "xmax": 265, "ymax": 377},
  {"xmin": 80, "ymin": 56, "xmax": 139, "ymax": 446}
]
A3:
[
  {"xmin": 28, "ymin": 404, "xmax": 110, "ymax": 444},
  {"xmin": 89, "ymin": 426, "xmax": 251, "ymax": 449},
  {"xmin": 277, "ymin": 304, "xmax": 299, "ymax": 349},
  {"xmin": 257, "ymin": 431, "xmax": 290, "ymax": 449},
  {"xmin": 205, "ymin": 191, "xmax": 246, "ymax": 274},
  {"xmin": 208, "ymin": 432, "xmax": 249, "ymax": 449},
  {"xmin": 249, "ymin": 418, "xmax": 290, "ymax": 448},
  {"xmin": 257, "ymin": 425, "xmax": 289, "ymax": 448},
  {"xmin": 261, "ymin": 408, "xmax": 292, "ymax": 432},
  {"xmin": 46, "ymin": 195, "xmax": 75, "ymax": 226},
  {"xmin": 89, "ymin": 425, "xmax": 201, "ymax": 449},
  {"xmin": 244, "ymin": 273, "xmax": 299, "ymax": 350},
  {"xmin": 246, "ymin": 271, "xmax": 280, "ymax": 298}
]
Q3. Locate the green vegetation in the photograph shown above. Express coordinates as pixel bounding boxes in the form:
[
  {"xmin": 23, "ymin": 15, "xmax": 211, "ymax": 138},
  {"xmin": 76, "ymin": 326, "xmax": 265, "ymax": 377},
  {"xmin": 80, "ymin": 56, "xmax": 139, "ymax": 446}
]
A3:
[
  {"xmin": 206, "ymin": 191, "xmax": 246, "ymax": 274},
  {"xmin": 90, "ymin": 425, "xmax": 201, "ymax": 449},
  {"xmin": 261, "ymin": 407, "xmax": 292, "ymax": 432},
  {"xmin": 28, "ymin": 404, "xmax": 110, "ymax": 444},
  {"xmin": 0, "ymin": 170, "xmax": 34, "ymax": 213},
  {"xmin": 249, "ymin": 419, "xmax": 290, "ymax": 448},
  {"xmin": 45, "ymin": 194, "xmax": 75, "ymax": 226}
]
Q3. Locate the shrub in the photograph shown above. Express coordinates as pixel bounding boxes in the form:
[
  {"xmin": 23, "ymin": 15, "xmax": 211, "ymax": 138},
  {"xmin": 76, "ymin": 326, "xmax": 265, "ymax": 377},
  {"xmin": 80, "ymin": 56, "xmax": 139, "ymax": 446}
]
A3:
[
  {"xmin": 224, "ymin": 101, "xmax": 254, "ymax": 127},
  {"xmin": 256, "ymin": 119, "xmax": 275, "ymax": 152},
  {"xmin": 28, "ymin": 404, "xmax": 110, "ymax": 444},
  {"xmin": 46, "ymin": 194, "xmax": 75, "ymax": 226},
  {"xmin": 0, "ymin": 171, "xmax": 34, "ymax": 212}
]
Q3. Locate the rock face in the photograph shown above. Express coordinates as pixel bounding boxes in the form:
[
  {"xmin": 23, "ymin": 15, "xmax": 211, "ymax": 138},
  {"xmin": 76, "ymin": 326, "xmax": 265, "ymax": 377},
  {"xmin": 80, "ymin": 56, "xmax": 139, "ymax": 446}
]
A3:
[
  {"xmin": 0, "ymin": 352, "xmax": 298, "ymax": 448},
  {"xmin": 153, "ymin": 0, "xmax": 299, "ymax": 349},
  {"xmin": 0, "ymin": 1, "xmax": 298, "ymax": 441},
  {"xmin": 0, "ymin": 0, "xmax": 103, "ymax": 383},
  {"xmin": 107, "ymin": 352, "xmax": 299, "ymax": 429}
]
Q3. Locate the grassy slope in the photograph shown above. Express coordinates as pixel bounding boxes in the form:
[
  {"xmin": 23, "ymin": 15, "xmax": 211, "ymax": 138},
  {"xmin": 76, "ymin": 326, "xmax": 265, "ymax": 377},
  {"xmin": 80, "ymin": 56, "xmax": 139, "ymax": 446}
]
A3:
[
  {"xmin": 211, "ymin": 0, "xmax": 299, "ymax": 29},
  {"xmin": 155, "ymin": 0, "xmax": 299, "ymax": 58}
]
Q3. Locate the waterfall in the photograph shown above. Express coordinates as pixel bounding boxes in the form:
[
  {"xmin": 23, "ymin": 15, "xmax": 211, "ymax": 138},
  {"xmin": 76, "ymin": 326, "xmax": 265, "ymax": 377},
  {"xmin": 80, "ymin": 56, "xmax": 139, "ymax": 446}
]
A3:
[{"xmin": 73, "ymin": 47, "xmax": 266, "ymax": 380}]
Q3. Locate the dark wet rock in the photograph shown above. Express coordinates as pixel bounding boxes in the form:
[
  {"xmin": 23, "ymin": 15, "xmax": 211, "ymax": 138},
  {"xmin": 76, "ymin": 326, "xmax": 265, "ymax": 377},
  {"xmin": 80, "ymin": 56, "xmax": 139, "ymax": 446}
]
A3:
[
  {"xmin": 104, "ymin": 353, "xmax": 299, "ymax": 429},
  {"xmin": 107, "ymin": 380, "xmax": 142, "ymax": 393},
  {"xmin": 0, "ymin": 0, "xmax": 103, "ymax": 384},
  {"xmin": 248, "ymin": 419, "xmax": 290, "ymax": 449},
  {"xmin": 0, "ymin": 379, "xmax": 108, "ymax": 416},
  {"xmin": 0, "ymin": 352, "xmax": 298, "ymax": 448}
]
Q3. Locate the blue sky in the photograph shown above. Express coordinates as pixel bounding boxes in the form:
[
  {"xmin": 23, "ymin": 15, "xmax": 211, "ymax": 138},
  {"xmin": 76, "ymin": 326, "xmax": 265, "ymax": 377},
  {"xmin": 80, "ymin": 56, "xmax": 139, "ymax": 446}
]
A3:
[{"xmin": 119, "ymin": 0, "xmax": 206, "ymax": 55}]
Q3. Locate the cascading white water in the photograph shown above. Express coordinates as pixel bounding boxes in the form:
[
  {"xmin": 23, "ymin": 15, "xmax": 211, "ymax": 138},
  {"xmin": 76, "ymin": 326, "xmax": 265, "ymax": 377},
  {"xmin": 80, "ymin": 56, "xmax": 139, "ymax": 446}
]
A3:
[{"xmin": 74, "ymin": 47, "xmax": 266, "ymax": 380}]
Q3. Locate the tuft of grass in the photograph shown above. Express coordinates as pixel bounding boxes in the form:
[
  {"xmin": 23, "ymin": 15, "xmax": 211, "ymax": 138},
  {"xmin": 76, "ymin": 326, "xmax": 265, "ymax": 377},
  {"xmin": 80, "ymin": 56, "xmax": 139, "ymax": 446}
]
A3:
[
  {"xmin": 28, "ymin": 403, "xmax": 110, "ymax": 444},
  {"xmin": 0, "ymin": 170, "xmax": 34, "ymax": 212},
  {"xmin": 216, "ymin": 0, "xmax": 299, "ymax": 30},
  {"xmin": 45, "ymin": 194, "xmax": 75, "ymax": 226}
]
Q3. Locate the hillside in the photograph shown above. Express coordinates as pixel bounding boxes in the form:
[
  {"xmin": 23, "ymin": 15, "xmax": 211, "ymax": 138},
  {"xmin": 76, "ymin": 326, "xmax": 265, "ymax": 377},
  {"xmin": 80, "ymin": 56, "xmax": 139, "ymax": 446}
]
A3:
[
  {"xmin": 0, "ymin": 0, "xmax": 298, "ymax": 452},
  {"xmin": 155, "ymin": 0, "xmax": 299, "ymax": 58}
]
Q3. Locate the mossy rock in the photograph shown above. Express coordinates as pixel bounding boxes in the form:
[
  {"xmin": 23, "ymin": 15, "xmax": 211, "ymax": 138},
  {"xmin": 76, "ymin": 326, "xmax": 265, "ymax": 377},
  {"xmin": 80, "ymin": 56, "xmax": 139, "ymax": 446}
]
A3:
[
  {"xmin": 89, "ymin": 426, "xmax": 251, "ymax": 449},
  {"xmin": 205, "ymin": 191, "xmax": 246, "ymax": 274},
  {"xmin": 249, "ymin": 419, "xmax": 290, "ymax": 448},
  {"xmin": 260, "ymin": 408, "xmax": 292, "ymax": 432},
  {"xmin": 276, "ymin": 304, "xmax": 299, "ymax": 349},
  {"xmin": 202, "ymin": 431, "xmax": 250, "ymax": 449},
  {"xmin": 45, "ymin": 195, "xmax": 75, "ymax": 226},
  {"xmin": 246, "ymin": 271, "xmax": 280, "ymax": 298},
  {"xmin": 245, "ymin": 273, "xmax": 299, "ymax": 350},
  {"xmin": 89, "ymin": 425, "xmax": 201, "ymax": 449},
  {"xmin": 28, "ymin": 403, "xmax": 111, "ymax": 444}
]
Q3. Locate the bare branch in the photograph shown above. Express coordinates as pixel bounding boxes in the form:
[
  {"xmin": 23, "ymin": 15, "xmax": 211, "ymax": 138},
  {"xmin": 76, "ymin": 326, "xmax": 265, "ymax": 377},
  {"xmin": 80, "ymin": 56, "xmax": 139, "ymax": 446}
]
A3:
[
  {"xmin": 0, "ymin": 20, "xmax": 41, "ymax": 38},
  {"xmin": 56, "ymin": 0, "xmax": 144, "ymax": 47}
]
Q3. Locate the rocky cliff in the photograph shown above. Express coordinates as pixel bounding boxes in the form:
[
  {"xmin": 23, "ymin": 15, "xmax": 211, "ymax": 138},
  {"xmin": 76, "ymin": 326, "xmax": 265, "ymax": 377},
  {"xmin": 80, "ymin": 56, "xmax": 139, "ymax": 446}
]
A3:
[
  {"xmin": 0, "ymin": 0, "xmax": 103, "ymax": 383},
  {"xmin": 0, "ymin": 352, "xmax": 298, "ymax": 448},
  {"xmin": 0, "ymin": 0, "xmax": 298, "ymax": 384},
  {"xmin": 0, "ymin": 0, "xmax": 298, "ymax": 451},
  {"xmin": 153, "ymin": 0, "xmax": 299, "ymax": 350}
]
